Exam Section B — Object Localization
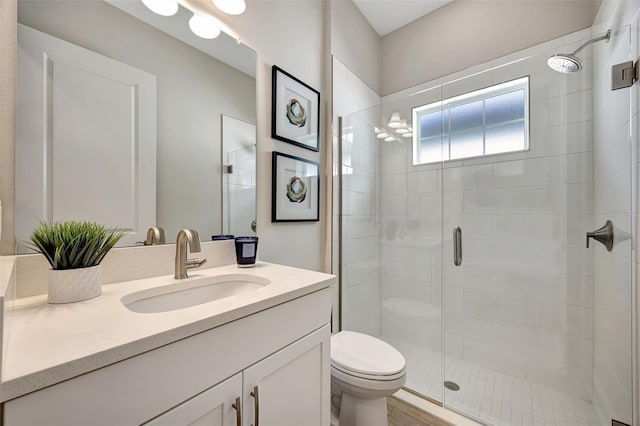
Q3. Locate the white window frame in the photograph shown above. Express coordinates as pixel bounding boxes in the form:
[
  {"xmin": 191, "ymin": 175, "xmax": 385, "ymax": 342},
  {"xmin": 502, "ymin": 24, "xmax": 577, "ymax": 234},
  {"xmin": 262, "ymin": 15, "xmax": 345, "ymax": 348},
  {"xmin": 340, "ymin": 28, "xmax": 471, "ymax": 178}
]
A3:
[{"xmin": 412, "ymin": 76, "xmax": 530, "ymax": 165}]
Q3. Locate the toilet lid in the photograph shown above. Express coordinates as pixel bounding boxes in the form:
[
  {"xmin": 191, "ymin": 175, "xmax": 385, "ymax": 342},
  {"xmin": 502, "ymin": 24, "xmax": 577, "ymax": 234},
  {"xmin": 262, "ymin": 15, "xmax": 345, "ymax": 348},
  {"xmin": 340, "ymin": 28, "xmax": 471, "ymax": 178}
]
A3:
[{"xmin": 331, "ymin": 331, "xmax": 405, "ymax": 377}]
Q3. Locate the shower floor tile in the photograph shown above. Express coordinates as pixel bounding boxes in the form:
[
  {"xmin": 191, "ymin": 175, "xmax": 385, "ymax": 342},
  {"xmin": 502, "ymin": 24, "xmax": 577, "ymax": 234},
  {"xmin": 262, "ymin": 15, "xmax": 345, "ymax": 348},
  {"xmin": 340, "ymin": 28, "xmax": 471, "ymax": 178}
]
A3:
[{"xmin": 381, "ymin": 336, "xmax": 603, "ymax": 426}]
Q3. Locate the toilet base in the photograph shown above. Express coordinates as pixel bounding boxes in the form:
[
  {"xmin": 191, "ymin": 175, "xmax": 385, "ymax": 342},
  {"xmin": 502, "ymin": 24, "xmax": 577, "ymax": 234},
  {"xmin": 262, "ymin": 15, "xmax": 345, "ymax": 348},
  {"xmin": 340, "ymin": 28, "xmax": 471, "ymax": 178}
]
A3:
[{"xmin": 336, "ymin": 393, "xmax": 389, "ymax": 426}]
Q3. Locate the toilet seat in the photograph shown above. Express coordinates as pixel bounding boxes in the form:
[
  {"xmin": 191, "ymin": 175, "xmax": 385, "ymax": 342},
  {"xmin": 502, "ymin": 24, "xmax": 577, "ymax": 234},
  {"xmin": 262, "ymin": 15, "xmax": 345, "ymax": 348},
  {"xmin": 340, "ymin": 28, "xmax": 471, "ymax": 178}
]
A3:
[
  {"xmin": 330, "ymin": 331, "xmax": 406, "ymax": 382},
  {"xmin": 331, "ymin": 363, "xmax": 406, "ymax": 381}
]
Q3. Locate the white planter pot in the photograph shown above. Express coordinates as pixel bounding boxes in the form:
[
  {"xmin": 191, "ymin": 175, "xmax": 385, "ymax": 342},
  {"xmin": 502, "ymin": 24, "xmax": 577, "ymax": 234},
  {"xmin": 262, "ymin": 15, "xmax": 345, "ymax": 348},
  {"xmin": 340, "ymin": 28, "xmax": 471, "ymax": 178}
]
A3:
[{"xmin": 47, "ymin": 265, "xmax": 102, "ymax": 304}]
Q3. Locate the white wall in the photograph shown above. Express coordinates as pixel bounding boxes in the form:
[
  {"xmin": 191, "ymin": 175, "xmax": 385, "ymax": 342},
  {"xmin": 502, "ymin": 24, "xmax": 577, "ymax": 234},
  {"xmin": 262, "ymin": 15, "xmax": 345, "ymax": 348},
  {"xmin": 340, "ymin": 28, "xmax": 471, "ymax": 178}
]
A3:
[
  {"xmin": 331, "ymin": 0, "xmax": 381, "ymax": 95},
  {"xmin": 380, "ymin": 0, "xmax": 597, "ymax": 95},
  {"xmin": 204, "ymin": 0, "xmax": 329, "ymax": 272}
]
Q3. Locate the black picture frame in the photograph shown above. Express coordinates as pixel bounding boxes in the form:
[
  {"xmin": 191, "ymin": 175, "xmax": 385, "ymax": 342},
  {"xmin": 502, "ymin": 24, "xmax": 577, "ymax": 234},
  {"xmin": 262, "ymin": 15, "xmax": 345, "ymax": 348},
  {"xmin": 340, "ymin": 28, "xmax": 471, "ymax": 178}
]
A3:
[
  {"xmin": 271, "ymin": 151, "xmax": 320, "ymax": 222},
  {"xmin": 271, "ymin": 65, "xmax": 320, "ymax": 152}
]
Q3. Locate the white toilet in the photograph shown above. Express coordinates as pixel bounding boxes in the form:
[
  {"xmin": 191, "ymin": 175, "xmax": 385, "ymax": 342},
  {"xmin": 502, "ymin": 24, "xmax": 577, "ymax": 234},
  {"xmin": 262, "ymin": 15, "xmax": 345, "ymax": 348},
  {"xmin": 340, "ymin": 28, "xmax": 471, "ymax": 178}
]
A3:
[{"xmin": 330, "ymin": 331, "xmax": 407, "ymax": 426}]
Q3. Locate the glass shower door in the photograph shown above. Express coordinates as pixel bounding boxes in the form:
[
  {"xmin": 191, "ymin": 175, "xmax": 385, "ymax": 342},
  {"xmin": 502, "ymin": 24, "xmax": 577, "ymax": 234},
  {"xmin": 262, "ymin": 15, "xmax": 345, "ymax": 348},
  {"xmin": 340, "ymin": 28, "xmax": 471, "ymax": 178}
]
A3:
[
  {"xmin": 375, "ymin": 86, "xmax": 446, "ymax": 404},
  {"xmin": 338, "ymin": 85, "xmax": 447, "ymax": 405},
  {"xmin": 440, "ymin": 28, "xmax": 634, "ymax": 426},
  {"xmin": 223, "ymin": 145, "xmax": 256, "ymax": 236}
]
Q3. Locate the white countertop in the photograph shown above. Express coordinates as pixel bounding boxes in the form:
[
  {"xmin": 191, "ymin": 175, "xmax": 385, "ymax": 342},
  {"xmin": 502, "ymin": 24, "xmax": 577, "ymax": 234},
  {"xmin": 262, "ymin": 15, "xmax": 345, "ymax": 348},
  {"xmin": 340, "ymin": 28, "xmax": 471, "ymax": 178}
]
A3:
[{"xmin": 1, "ymin": 261, "xmax": 335, "ymax": 402}]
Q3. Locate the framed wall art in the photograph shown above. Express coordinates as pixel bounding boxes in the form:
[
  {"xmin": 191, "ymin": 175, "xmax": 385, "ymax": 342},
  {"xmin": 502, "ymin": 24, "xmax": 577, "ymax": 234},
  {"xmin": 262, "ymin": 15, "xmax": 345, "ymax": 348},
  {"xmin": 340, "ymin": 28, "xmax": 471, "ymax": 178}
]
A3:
[
  {"xmin": 271, "ymin": 152, "xmax": 320, "ymax": 222},
  {"xmin": 271, "ymin": 65, "xmax": 320, "ymax": 152}
]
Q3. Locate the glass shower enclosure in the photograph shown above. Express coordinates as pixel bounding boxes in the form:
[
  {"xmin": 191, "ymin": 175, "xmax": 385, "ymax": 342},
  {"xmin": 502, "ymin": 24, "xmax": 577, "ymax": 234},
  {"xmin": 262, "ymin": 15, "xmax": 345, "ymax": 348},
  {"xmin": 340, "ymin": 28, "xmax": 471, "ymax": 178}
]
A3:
[{"xmin": 335, "ymin": 26, "xmax": 634, "ymax": 426}]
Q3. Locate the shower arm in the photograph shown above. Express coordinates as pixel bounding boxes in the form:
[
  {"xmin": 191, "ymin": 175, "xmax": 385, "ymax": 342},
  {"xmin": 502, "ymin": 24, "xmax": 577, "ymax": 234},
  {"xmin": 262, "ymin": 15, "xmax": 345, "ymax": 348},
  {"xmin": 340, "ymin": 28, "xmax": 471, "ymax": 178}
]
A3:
[{"xmin": 571, "ymin": 30, "xmax": 611, "ymax": 55}]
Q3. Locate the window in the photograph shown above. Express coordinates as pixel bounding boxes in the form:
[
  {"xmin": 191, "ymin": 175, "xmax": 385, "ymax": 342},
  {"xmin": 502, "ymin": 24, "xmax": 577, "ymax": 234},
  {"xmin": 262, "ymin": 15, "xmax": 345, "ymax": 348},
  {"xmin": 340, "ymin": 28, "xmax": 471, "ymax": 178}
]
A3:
[{"xmin": 412, "ymin": 77, "xmax": 529, "ymax": 165}]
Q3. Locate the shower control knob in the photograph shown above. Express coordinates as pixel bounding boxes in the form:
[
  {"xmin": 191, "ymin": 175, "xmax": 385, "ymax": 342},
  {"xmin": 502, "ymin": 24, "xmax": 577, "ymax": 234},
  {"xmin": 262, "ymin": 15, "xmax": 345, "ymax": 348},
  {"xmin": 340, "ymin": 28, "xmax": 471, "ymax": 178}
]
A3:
[{"xmin": 586, "ymin": 220, "xmax": 614, "ymax": 252}]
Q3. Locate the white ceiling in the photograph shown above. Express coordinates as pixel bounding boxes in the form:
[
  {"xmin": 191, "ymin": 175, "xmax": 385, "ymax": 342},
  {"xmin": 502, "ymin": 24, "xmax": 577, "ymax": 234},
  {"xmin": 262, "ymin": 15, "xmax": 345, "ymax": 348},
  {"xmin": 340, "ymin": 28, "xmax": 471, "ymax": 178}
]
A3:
[{"xmin": 352, "ymin": 0, "xmax": 454, "ymax": 37}]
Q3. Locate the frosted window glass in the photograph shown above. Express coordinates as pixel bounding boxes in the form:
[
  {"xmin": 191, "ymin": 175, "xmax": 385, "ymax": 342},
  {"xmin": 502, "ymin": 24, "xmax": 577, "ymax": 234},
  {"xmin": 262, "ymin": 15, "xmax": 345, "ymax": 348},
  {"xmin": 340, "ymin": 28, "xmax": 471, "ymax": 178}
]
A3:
[
  {"xmin": 420, "ymin": 110, "xmax": 443, "ymax": 138},
  {"xmin": 450, "ymin": 130, "xmax": 483, "ymax": 160},
  {"xmin": 450, "ymin": 100, "xmax": 483, "ymax": 132},
  {"xmin": 420, "ymin": 137, "xmax": 444, "ymax": 163},
  {"xmin": 413, "ymin": 77, "xmax": 528, "ymax": 165},
  {"xmin": 486, "ymin": 121, "xmax": 525, "ymax": 154},
  {"xmin": 485, "ymin": 90, "xmax": 525, "ymax": 125}
]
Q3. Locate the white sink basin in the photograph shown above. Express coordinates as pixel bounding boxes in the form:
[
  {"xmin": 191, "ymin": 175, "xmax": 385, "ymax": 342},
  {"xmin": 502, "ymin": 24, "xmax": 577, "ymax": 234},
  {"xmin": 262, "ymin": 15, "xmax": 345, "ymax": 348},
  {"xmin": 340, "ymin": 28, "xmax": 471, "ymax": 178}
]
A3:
[{"xmin": 121, "ymin": 274, "xmax": 271, "ymax": 313}]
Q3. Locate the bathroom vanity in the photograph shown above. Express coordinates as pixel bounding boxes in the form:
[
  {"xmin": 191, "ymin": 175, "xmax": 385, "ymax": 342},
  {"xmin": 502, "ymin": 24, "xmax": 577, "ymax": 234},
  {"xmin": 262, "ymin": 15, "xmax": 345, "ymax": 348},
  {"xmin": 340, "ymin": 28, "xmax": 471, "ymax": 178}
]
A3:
[{"xmin": 0, "ymin": 261, "xmax": 334, "ymax": 425}]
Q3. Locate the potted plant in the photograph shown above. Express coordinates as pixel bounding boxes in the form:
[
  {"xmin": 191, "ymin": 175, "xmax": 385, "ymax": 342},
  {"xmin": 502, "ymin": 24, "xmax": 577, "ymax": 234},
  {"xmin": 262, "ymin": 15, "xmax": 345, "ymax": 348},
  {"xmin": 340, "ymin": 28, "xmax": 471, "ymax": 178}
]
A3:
[{"xmin": 27, "ymin": 221, "xmax": 125, "ymax": 304}]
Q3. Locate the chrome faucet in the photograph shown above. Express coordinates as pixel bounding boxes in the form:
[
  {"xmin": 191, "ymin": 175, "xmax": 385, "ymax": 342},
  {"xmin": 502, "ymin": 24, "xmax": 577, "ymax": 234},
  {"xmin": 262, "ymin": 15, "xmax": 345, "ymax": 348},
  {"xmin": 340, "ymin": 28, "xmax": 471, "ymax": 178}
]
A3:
[
  {"xmin": 175, "ymin": 229, "xmax": 207, "ymax": 279},
  {"xmin": 144, "ymin": 227, "xmax": 166, "ymax": 245}
]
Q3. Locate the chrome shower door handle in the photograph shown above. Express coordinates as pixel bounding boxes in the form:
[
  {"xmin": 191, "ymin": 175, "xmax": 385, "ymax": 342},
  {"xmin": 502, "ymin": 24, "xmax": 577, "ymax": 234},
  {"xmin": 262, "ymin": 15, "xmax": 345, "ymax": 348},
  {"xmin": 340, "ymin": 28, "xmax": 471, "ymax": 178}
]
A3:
[{"xmin": 453, "ymin": 226, "xmax": 462, "ymax": 266}]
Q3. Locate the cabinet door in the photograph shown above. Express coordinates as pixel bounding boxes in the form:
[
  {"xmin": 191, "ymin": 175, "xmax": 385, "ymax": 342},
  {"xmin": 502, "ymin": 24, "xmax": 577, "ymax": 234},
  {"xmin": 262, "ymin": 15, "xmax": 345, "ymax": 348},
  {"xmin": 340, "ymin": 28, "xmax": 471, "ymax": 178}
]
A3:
[
  {"xmin": 242, "ymin": 325, "xmax": 330, "ymax": 426},
  {"xmin": 145, "ymin": 373, "xmax": 242, "ymax": 426}
]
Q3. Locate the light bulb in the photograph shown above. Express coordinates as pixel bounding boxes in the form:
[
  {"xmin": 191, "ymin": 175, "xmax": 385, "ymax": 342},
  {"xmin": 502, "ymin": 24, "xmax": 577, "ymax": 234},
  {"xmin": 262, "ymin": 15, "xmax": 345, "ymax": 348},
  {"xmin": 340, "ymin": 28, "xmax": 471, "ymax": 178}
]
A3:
[
  {"xmin": 189, "ymin": 14, "xmax": 221, "ymax": 39},
  {"xmin": 141, "ymin": 0, "xmax": 178, "ymax": 16},
  {"xmin": 384, "ymin": 136, "xmax": 395, "ymax": 142},
  {"xmin": 376, "ymin": 132, "xmax": 389, "ymax": 139},
  {"xmin": 374, "ymin": 127, "xmax": 383, "ymax": 133},
  {"xmin": 213, "ymin": 0, "xmax": 246, "ymax": 15},
  {"xmin": 402, "ymin": 132, "xmax": 412, "ymax": 138}
]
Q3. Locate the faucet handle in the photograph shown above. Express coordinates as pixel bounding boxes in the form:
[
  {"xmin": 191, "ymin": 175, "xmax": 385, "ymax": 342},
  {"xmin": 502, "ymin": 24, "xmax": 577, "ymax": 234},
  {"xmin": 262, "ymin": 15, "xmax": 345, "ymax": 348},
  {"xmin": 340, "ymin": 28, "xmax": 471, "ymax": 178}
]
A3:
[
  {"xmin": 186, "ymin": 258, "xmax": 207, "ymax": 269},
  {"xmin": 586, "ymin": 220, "xmax": 614, "ymax": 251}
]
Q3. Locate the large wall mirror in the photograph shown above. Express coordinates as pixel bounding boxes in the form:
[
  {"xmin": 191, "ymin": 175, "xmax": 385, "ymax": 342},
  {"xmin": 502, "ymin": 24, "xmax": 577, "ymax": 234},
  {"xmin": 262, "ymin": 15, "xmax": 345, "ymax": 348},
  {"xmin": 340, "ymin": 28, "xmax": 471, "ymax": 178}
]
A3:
[{"xmin": 15, "ymin": 0, "xmax": 257, "ymax": 250}]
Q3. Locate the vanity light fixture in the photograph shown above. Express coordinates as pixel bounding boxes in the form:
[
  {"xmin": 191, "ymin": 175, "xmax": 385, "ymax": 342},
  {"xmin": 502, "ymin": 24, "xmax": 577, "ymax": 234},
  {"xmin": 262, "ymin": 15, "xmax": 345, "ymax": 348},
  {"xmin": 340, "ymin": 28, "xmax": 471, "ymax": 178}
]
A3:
[
  {"xmin": 189, "ymin": 13, "xmax": 222, "ymax": 39},
  {"xmin": 213, "ymin": 0, "xmax": 246, "ymax": 15},
  {"xmin": 372, "ymin": 113, "xmax": 412, "ymax": 142},
  {"xmin": 141, "ymin": 0, "xmax": 179, "ymax": 16},
  {"xmin": 388, "ymin": 112, "xmax": 402, "ymax": 128},
  {"xmin": 395, "ymin": 120, "xmax": 409, "ymax": 134}
]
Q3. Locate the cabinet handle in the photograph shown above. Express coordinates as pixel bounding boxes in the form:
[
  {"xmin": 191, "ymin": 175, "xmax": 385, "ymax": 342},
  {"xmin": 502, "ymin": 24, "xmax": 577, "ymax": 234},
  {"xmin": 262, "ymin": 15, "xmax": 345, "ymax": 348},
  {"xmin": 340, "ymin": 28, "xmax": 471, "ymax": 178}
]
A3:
[
  {"xmin": 232, "ymin": 396, "xmax": 242, "ymax": 426},
  {"xmin": 250, "ymin": 385, "xmax": 260, "ymax": 426}
]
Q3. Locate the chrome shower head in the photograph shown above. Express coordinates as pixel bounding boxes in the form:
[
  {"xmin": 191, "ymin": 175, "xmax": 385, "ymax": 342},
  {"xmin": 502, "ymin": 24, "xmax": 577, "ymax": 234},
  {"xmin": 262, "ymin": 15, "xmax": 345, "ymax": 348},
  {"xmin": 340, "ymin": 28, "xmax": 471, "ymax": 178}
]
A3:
[
  {"xmin": 547, "ymin": 29, "xmax": 611, "ymax": 73},
  {"xmin": 547, "ymin": 53, "xmax": 582, "ymax": 73}
]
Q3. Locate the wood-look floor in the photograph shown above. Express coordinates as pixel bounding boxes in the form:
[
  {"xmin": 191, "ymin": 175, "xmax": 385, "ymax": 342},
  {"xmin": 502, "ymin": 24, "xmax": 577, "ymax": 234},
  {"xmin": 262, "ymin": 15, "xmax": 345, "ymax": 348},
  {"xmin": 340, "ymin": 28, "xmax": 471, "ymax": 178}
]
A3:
[{"xmin": 387, "ymin": 396, "xmax": 454, "ymax": 426}]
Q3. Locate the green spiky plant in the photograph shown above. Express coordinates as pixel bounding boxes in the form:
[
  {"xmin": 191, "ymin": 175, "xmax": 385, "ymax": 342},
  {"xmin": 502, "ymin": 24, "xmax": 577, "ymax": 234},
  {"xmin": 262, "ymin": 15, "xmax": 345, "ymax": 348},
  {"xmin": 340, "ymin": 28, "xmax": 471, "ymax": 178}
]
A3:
[{"xmin": 27, "ymin": 221, "xmax": 126, "ymax": 270}]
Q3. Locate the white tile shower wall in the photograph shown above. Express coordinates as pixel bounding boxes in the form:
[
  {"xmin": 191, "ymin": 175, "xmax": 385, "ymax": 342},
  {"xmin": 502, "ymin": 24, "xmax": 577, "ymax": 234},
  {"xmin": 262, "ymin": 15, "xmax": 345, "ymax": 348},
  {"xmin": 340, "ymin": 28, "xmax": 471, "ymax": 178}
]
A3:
[
  {"xmin": 332, "ymin": 58, "xmax": 381, "ymax": 335},
  {"xmin": 379, "ymin": 46, "xmax": 596, "ymax": 403}
]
